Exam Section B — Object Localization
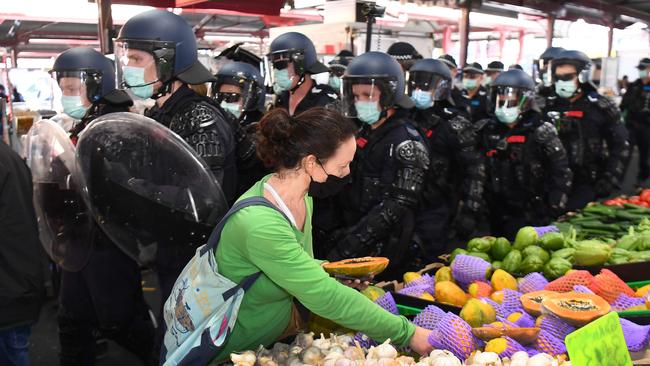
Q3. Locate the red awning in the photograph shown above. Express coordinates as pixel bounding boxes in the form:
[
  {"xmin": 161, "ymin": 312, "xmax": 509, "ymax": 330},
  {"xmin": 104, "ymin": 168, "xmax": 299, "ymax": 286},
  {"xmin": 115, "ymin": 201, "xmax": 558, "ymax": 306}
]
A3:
[{"xmin": 110, "ymin": 0, "xmax": 285, "ymax": 16}]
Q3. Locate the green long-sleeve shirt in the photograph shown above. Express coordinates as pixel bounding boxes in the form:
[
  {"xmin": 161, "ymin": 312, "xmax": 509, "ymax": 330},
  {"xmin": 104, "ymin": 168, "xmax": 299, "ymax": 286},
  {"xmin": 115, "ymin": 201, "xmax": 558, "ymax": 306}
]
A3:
[{"xmin": 212, "ymin": 175, "xmax": 415, "ymax": 360}]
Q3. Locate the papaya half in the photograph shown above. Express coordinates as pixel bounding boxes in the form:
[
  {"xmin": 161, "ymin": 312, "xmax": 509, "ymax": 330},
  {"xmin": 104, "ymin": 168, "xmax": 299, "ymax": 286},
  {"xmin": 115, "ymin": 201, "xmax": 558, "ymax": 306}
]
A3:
[
  {"xmin": 520, "ymin": 290, "xmax": 556, "ymax": 316},
  {"xmin": 541, "ymin": 292, "xmax": 611, "ymax": 326},
  {"xmin": 322, "ymin": 257, "xmax": 389, "ymax": 277}
]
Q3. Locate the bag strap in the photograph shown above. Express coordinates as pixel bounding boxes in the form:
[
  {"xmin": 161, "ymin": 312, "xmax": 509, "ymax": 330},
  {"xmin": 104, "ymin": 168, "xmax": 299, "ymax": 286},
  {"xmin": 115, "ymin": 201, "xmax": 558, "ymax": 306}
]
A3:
[{"xmin": 199, "ymin": 196, "xmax": 291, "ymax": 256}]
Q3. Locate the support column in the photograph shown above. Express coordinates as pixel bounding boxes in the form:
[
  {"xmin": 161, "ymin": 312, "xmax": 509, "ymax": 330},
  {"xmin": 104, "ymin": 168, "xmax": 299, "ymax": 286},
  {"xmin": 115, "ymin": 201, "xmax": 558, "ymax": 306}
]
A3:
[
  {"xmin": 498, "ymin": 31, "xmax": 506, "ymax": 60},
  {"xmin": 517, "ymin": 30, "xmax": 525, "ymax": 64},
  {"xmin": 442, "ymin": 26, "xmax": 452, "ymax": 54},
  {"xmin": 459, "ymin": 5, "xmax": 471, "ymax": 67},
  {"xmin": 97, "ymin": 0, "xmax": 114, "ymax": 55},
  {"xmin": 9, "ymin": 47, "xmax": 17, "ymax": 68},
  {"xmin": 546, "ymin": 15, "xmax": 555, "ymax": 49},
  {"xmin": 607, "ymin": 26, "xmax": 614, "ymax": 57}
]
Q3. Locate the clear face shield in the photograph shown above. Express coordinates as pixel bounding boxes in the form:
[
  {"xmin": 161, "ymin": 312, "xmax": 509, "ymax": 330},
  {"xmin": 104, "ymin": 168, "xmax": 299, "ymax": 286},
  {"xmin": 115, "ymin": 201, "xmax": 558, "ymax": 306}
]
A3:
[
  {"xmin": 114, "ymin": 40, "xmax": 176, "ymax": 99},
  {"xmin": 51, "ymin": 70, "xmax": 100, "ymax": 119},
  {"xmin": 266, "ymin": 50, "xmax": 304, "ymax": 94},
  {"xmin": 341, "ymin": 77, "xmax": 396, "ymax": 125},
  {"xmin": 407, "ymin": 71, "xmax": 450, "ymax": 101},
  {"xmin": 491, "ymin": 86, "xmax": 527, "ymax": 124},
  {"xmin": 211, "ymin": 75, "xmax": 254, "ymax": 118}
]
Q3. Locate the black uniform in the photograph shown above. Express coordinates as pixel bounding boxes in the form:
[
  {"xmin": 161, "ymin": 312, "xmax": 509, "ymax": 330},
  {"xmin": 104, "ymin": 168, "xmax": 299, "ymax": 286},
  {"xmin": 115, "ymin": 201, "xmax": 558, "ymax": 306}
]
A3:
[
  {"xmin": 411, "ymin": 101, "xmax": 485, "ymax": 259},
  {"xmin": 461, "ymin": 85, "xmax": 491, "ymax": 123},
  {"xmin": 58, "ymin": 93, "xmax": 155, "ymax": 365},
  {"xmin": 478, "ymin": 111, "xmax": 572, "ymax": 239},
  {"xmin": 146, "ymin": 85, "xmax": 237, "ymax": 203},
  {"xmin": 620, "ymin": 79, "xmax": 650, "ymax": 183},
  {"xmin": 543, "ymin": 85, "xmax": 630, "ymax": 210},
  {"xmin": 275, "ymin": 83, "xmax": 338, "ymax": 115},
  {"xmin": 327, "ymin": 110, "xmax": 430, "ymax": 279},
  {"xmin": 232, "ymin": 109, "xmax": 269, "ymax": 197}
]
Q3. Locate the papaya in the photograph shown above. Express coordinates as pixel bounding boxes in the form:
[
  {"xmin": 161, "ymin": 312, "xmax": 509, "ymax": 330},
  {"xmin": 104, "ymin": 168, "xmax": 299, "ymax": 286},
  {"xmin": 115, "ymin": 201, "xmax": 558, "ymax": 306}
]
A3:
[
  {"xmin": 360, "ymin": 286, "xmax": 386, "ymax": 302},
  {"xmin": 541, "ymin": 292, "xmax": 611, "ymax": 326},
  {"xmin": 520, "ymin": 290, "xmax": 556, "ymax": 316},
  {"xmin": 635, "ymin": 284, "xmax": 650, "ymax": 298},
  {"xmin": 419, "ymin": 293, "xmax": 435, "ymax": 301},
  {"xmin": 491, "ymin": 291, "xmax": 505, "ymax": 304},
  {"xmin": 403, "ymin": 272, "xmax": 421, "ymax": 284},
  {"xmin": 472, "ymin": 327, "xmax": 540, "ymax": 345},
  {"xmin": 322, "ymin": 257, "xmax": 389, "ymax": 277},
  {"xmin": 491, "ymin": 269, "xmax": 518, "ymax": 291},
  {"xmin": 460, "ymin": 298, "xmax": 496, "ymax": 328},
  {"xmin": 435, "ymin": 266, "xmax": 455, "ymax": 284},
  {"xmin": 468, "ymin": 281, "xmax": 493, "ymax": 298},
  {"xmin": 435, "ymin": 281, "xmax": 469, "ymax": 307}
]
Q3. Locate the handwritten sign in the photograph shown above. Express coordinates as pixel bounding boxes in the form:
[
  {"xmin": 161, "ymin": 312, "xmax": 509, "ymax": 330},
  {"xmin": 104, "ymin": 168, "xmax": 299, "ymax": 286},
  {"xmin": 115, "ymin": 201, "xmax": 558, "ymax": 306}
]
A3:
[{"xmin": 565, "ymin": 312, "xmax": 632, "ymax": 366}]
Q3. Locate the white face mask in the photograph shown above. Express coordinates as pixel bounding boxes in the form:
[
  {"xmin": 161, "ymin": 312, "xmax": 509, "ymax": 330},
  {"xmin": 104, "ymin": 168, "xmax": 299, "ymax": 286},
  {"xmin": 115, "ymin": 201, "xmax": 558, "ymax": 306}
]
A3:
[
  {"xmin": 555, "ymin": 80, "xmax": 578, "ymax": 99},
  {"xmin": 495, "ymin": 106, "xmax": 520, "ymax": 124}
]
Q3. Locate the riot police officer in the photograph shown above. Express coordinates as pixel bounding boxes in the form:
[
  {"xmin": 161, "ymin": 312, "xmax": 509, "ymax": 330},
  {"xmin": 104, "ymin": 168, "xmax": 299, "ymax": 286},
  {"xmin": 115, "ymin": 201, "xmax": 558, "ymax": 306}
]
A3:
[
  {"xmin": 477, "ymin": 70, "xmax": 572, "ymax": 238},
  {"xmin": 543, "ymin": 50, "xmax": 630, "ymax": 210},
  {"xmin": 407, "ymin": 58, "xmax": 485, "ymax": 259},
  {"xmin": 50, "ymin": 47, "xmax": 154, "ymax": 365},
  {"xmin": 325, "ymin": 52, "xmax": 430, "ymax": 279},
  {"xmin": 535, "ymin": 47, "xmax": 566, "ymax": 107},
  {"xmin": 484, "ymin": 61, "xmax": 504, "ymax": 87},
  {"xmin": 461, "ymin": 62, "xmax": 491, "ymax": 123},
  {"xmin": 268, "ymin": 32, "xmax": 338, "ymax": 115},
  {"xmin": 52, "ymin": 47, "xmax": 133, "ymax": 143},
  {"xmin": 620, "ymin": 58, "xmax": 650, "ymax": 187},
  {"xmin": 211, "ymin": 61, "xmax": 268, "ymax": 196},
  {"xmin": 328, "ymin": 50, "xmax": 354, "ymax": 93},
  {"xmin": 115, "ymin": 9, "xmax": 237, "ymax": 203},
  {"xmin": 387, "ymin": 41, "xmax": 423, "ymax": 73},
  {"xmin": 438, "ymin": 54, "xmax": 469, "ymax": 117}
]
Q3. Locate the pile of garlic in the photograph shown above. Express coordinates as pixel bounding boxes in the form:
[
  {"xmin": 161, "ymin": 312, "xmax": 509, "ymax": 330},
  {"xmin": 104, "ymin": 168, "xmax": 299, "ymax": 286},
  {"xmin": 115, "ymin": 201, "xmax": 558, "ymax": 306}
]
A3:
[{"xmin": 229, "ymin": 333, "xmax": 572, "ymax": 366}]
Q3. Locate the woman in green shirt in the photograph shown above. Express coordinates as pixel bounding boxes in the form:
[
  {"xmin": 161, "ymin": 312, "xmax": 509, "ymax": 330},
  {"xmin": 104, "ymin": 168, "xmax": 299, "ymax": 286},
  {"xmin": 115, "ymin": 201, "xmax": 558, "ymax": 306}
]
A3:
[{"xmin": 212, "ymin": 107, "xmax": 433, "ymax": 361}]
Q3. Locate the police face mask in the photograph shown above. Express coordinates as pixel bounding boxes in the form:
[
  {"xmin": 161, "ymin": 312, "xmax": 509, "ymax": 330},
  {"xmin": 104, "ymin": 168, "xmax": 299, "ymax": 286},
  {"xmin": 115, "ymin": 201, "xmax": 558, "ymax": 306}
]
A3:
[
  {"xmin": 220, "ymin": 101, "xmax": 242, "ymax": 118},
  {"xmin": 273, "ymin": 68, "xmax": 293, "ymax": 95},
  {"xmin": 308, "ymin": 160, "xmax": 349, "ymax": 198},
  {"xmin": 354, "ymin": 101, "xmax": 382, "ymax": 125},
  {"xmin": 123, "ymin": 66, "xmax": 154, "ymax": 99},
  {"xmin": 329, "ymin": 76, "xmax": 341, "ymax": 90},
  {"xmin": 61, "ymin": 95, "xmax": 89, "ymax": 119},
  {"xmin": 639, "ymin": 69, "xmax": 649, "ymax": 79},
  {"xmin": 555, "ymin": 80, "xmax": 578, "ymax": 99},
  {"xmin": 482, "ymin": 76, "xmax": 492, "ymax": 87},
  {"xmin": 411, "ymin": 89, "xmax": 434, "ymax": 110},
  {"xmin": 462, "ymin": 78, "xmax": 478, "ymax": 90},
  {"xmin": 495, "ymin": 106, "xmax": 520, "ymax": 124}
]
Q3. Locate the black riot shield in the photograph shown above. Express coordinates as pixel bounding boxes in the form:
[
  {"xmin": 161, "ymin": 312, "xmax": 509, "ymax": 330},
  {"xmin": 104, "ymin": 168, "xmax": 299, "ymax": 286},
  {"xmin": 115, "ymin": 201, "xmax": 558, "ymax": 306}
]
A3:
[
  {"xmin": 75, "ymin": 112, "xmax": 228, "ymax": 265},
  {"xmin": 27, "ymin": 119, "xmax": 94, "ymax": 271}
]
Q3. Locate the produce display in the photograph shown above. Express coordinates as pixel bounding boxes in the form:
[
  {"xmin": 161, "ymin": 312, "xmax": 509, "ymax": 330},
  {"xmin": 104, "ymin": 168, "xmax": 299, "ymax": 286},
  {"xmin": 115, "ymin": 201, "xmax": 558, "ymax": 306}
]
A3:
[
  {"xmin": 556, "ymin": 202, "xmax": 650, "ymax": 240},
  {"xmin": 602, "ymin": 189, "xmax": 650, "ymax": 208}
]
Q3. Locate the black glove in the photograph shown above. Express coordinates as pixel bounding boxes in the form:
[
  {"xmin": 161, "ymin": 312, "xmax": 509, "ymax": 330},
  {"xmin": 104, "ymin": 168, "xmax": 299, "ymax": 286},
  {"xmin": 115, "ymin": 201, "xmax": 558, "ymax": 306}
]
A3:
[
  {"xmin": 326, "ymin": 230, "xmax": 363, "ymax": 262},
  {"xmin": 452, "ymin": 207, "xmax": 477, "ymax": 239},
  {"xmin": 547, "ymin": 191, "xmax": 568, "ymax": 219},
  {"xmin": 595, "ymin": 176, "xmax": 617, "ymax": 198}
]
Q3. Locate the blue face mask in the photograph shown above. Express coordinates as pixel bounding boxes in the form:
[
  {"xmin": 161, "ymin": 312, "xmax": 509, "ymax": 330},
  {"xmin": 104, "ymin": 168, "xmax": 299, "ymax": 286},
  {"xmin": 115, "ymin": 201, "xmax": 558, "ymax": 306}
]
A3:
[
  {"xmin": 123, "ymin": 66, "xmax": 154, "ymax": 99},
  {"xmin": 355, "ymin": 101, "xmax": 382, "ymax": 125},
  {"xmin": 61, "ymin": 95, "xmax": 89, "ymax": 119},
  {"xmin": 273, "ymin": 68, "xmax": 293, "ymax": 95},
  {"xmin": 220, "ymin": 101, "xmax": 242, "ymax": 119},
  {"xmin": 463, "ymin": 78, "xmax": 479, "ymax": 90},
  {"xmin": 329, "ymin": 76, "xmax": 341, "ymax": 90},
  {"xmin": 555, "ymin": 80, "xmax": 578, "ymax": 99},
  {"xmin": 482, "ymin": 76, "xmax": 493, "ymax": 87},
  {"xmin": 639, "ymin": 69, "xmax": 648, "ymax": 79},
  {"xmin": 411, "ymin": 89, "xmax": 434, "ymax": 110},
  {"xmin": 495, "ymin": 106, "xmax": 520, "ymax": 124}
]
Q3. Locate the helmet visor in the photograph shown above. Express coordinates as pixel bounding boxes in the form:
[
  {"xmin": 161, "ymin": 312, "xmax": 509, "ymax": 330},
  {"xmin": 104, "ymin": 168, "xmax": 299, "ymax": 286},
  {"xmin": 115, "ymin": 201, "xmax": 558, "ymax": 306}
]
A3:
[
  {"xmin": 491, "ymin": 86, "xmax": 527, "ymax": 111},
  {"xmin": 341, "ymin": 76, "xmax": 395, "ymax": 118},
  {"xmin": 52, "ymin": 70, "xmax": 101, "ymax": 101},
  {"xmin": 114, "ymin": 40, "xmax": 176, "ymax": 90},
  {"xmin": 406, "ymin": 71, "xmax": 450, "ymax": 101},
  {"xmin": 211, "ymin": 75, "xmax": 256, "ymax": 111}
]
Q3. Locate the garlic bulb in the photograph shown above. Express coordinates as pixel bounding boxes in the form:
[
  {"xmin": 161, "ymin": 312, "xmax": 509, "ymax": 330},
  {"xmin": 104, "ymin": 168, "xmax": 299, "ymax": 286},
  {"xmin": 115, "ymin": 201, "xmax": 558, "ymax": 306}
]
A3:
[
  {"xmin": 367, "ymin": 340, "xmax": 398, "ymax": 360},
  {"xmin": 395, "ymin": 356, "xmax": 415, "ymax": 366},
  {"xmin": 301, "ymin": 346, "xmax": 324, "ymax": 366},
  {"xmin": 231, "ymin": 351, "xmax": 257, "ymax": 366},
  {"xmin": 296, "ymin": 332, "xmax": 315, "ymax": 349},
  {"xmin": 415, "ymin": 356, "xmax": 431, "ymax": 366},
  {"xmin": 344, "ymin": 343, "xmax": 365, "ymax": 361},
  {"xmin": 328, "ymin": 345, "xmax": 345, "ymax": 355},
  {"xmin": 313, "ymin": 334, "xmax": 332, "ymax": 351},
  {"xmin": 323, "ymin": 351, "xmax": 346, "ymax": 366},
  {"xmin": 428, "ymin": 349, "xmax": 461, "ymax": 366},
  {"xmin": 335, "ymin": 334, "xmax": 354, "ymax": 348},
  {"xmin": 504, "ymin": 351, "xmax": 529, "ymax": 366},
  {"xmin": 291, "ymin": 346, "xmax": 304, "ymax": 357},
  {"xmin": 526, "ymin": 354, "xmax": 558, "ymax": 366},
  {"xmin": 335, "ymin": 359, "xmax": 357, "ymax": 366},
  {"xmin": 469, "ymin": 351, "xmax": 502, "ymax": 366},
  {"xmin": 287, "ymin": 357, "xmax": 303, "ymax": 366},
  {"xmin": 376, "ymin": 358, "xmax": 400, "ymax": 366}
]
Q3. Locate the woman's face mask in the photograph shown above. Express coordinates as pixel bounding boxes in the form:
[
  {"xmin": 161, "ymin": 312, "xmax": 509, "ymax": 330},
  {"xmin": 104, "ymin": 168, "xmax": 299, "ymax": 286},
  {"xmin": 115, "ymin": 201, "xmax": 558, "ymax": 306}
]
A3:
[
  {"xmin": 220, "ymin": 101, "xmax": 242, "ymax": 118},
  {"xmin": 308, "ymin": 160, "xmax": 350, "ymax": 198},
  {"xmin": 123, "ymin": 66, "xmax": 154, "ymax": 99}
]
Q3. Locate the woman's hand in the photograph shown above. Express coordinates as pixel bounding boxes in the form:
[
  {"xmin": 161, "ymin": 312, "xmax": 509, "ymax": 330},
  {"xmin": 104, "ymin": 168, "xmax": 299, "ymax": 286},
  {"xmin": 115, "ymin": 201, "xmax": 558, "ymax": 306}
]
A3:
[
  {"xmin": 337, "ymin": 276, "xmax": 373, "ymax": 291},
  {"xmin": 409, "ymin": 326, "xmax": 433, "ymax": 356}
]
